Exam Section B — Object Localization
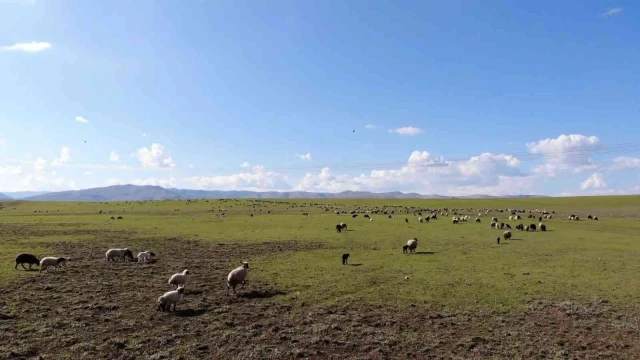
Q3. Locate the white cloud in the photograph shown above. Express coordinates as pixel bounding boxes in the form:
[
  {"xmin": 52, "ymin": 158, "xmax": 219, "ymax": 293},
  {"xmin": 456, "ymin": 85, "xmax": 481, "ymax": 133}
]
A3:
[
  {"xmin": 241, "ymin": 162, "xmax": 251, "ymax": 168},
  {"xmin": 295, "ymin": 150, "xmax": 531, "ymax": 196},
  {"xmin": 602, "ymin": 8, "xmax": 622, "ymax": 17},
  {"xmin": 527, "ymin": 134, "xmax": 600, "ymax": 176},
  {"xmin": 580, "ymin": 172, "xmax": 607, "ymax": 190},
  {"xmin": 365, "ymin": 124, "xmax": 381, "ymax": 129},
  {"xmin": 388, "ymin": 126, "xmax": 423, "ymax": 136},
  {"xmin": 33, "ymin": 158, "xmax": 47, "ymax": 170},
  {"xmin": 83, "ymin": 171, "xmax": 92, "ymax": 176},
  {"xmin": 75, "ymin": 116, "xmax": 89, "ymax": 123},
  {"xmin": 610, "ymin": 157, "xmax": 640, "ymax": 171},
  {"xmin": 132, "ymin": 177, "xmax": 177, "ymax": 188},
  {"xmin": 0, "ymin": 139, "xmax": 5, "ymax": 145},
  {"xmin": 185, "ymin": 165, "xmax": 290, "ymax": 192},
  {"xmin": 298, "ymin": 153, "xmax": 312, "ymax": 161},
  {"xmin": 109, "ymin": 151, "xmax": 120, "ymax": 162},
  {"xmin": 2, "ymin": 41, "xmax": 51, "ymax": 52},
  {"xmin": 52, "ymin": 147, "xmax": 71, "ymax": 166},
  {"xmin": 135, "ymin": 143, "xmax": 176, "ymax": 169},
  {"xmin": 0, "ymin": 166, "xmax": 23, "ymax": 175},
  {"xmin": 106, "ymin": 178, "xmax": 125, "ymax": 186}
]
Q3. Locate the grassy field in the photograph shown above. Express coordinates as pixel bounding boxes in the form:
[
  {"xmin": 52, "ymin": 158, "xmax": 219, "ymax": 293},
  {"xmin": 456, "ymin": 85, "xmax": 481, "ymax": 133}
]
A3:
[{"xmin": 1, "ymin": 196, "xmax": 640, "ymax": 358}]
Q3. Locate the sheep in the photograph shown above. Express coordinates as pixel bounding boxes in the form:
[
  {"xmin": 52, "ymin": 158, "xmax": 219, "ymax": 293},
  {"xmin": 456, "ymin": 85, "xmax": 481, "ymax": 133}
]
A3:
[
  {"xmin": 504, "ymin": 224, "xmax": 511, "ymax": 230},
  {"xmin": 503, "ymin": 231, "xmax": 512, "ymax": 241},
  {"xmin": 402, "ymin": 245, "xmax": 409, "ymax": 254},
  {"xmin": 342, "ymin": 253, "xmax": 350, "ymax": 265},
  {"xmin": 516, "ymin": 224, "xmax": 524, "ymax": 231},
  {"xmin": 452, "ymin": 218, "xmax": 459, "ymax": 224},
  {"xmin": 407, "ymin": 238, "xmax": 418, "ymax": 253},
  {"xmin": 539, "ymin": 223, "xmax": 546, "ymax": 231},
  {"xmin": 490, "ymin": 222, "xmax": 497, "ymax": 229},
  {"xmin": 15, "ymin": 253, "xmax": 40, "ymax": 270},
  {"xmin": 340, "ymin": 223, "xmax": 347, "ymax": 231},
  {"xmin": 496, "ymin": 237, "xmax": 500, "ymax": 244},
  {"xmin": 594, "ymin": 216, "xmax": 598, "ymax": 220},
  {"xmin": 227, "ymin": 262, "xmax": 249, "ymax": 295},
  {"xmin": 528, "ymin": 224, "xmax": 537, "ymax": 231},
  {"xmin": 105, "ymin": 248, "xmax": 135, "ymax": 262},
  {"xmin": 475, "ymin": 218, "xmax": 481, "ymax": 223},
  {"xmin": 491, "ymin": 217, "xmax": 498, "ymax": 222},
  {"xmin": 364, "ymin": 214, "xmax": 370, "ymax": 218},
  {"xmin": 157, "ymin": 287, "xmax": 185, "ymax": 312},
  {"xmin": 405, "ymin": 218, "xmax": 409, "ymax": 223},
  {"xmin": 418, "ymin": 217, "xmax": 423, "ymax": 223},
  {"xmin": 137, "ymin": 251, "xmax": 156, "ymax": 263},
  {"xmin": 39, "ymin": 257, "xmax": 66, "ymax": 272},
  {"xmin": 168, "ymin": 269, "xmax": 190, "ymax": 289},
  {"xmin": 423, "ymin": 216, "xmax": 429, "ymax": 222},
  {"xmin": 336, "ymin": 224, "xmax": 342, "ymax": 233}
]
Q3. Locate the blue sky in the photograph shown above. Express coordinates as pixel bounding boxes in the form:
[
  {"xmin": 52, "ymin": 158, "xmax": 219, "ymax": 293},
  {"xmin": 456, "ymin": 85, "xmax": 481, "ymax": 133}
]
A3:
[{"xmin": 1, "ymin": 0, "xmax": 639, "ymax": 196}]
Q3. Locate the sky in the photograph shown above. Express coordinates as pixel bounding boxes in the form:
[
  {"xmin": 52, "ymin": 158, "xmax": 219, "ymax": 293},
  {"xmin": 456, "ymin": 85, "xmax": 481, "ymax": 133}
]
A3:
[{"xmin": 1, "ymin": 0, "xmax": 639, "ymax": 196}]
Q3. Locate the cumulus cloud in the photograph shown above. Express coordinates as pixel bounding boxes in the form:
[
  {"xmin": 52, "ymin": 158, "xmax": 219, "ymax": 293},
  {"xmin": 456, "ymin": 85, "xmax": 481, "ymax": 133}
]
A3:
[
  {"xmin": 0, "ymin": 166, "xmax": 23, "ymax": 175},
  {"xmin": 297, "ymin": 153, "xmax": 312, "ymax": 161},
  {"xmin": 241, "ymin": 162, "xmax": 251, "ymax": 168},
  {"xmin": 132, "ymin": 178, "xmax": 177, "ymax": 188},
  {"xmin": 75, "ymin": 116, "xmax": 89, "ymax": 123},
  {"xmin": 388, "ymin": 126, "xmax": 423, "ymax": 136},
  {"xmin": 365, "ymin": 124, "xmax": 381, "ymax": 129},
  {"xmin": 610, "ymin": 157, "xmax": 640, "ymax": 171},
  {"xmin": 185, "ymin": 165, "xmax": 290, "ymax": 192},
  {"xmin": 295, "ymin": 150, "xmax": 530, "ymax": 195},
  {"xmin": 109, "ymin": 151, "xmax": 120, "ymax": 162},
  {"xmin": 602, "ymin": 8, "xmax": 622, "ymax": 17},
  {"xmin": 52, "ymin": 147, "xmax": 71, "ymax": 166},
  {"xmin": 580, "ymin": 172, "xmax": 607, "ymax": 190},
  {"xmin": 2, "ymin": 41, "xmax": 51, "ymax": 52},
  {"xmin": 136, "ymin": 143, "xmax": 176, "ymax": 169},
  {"xmin": 33, "ymin": 158, "xmax": 47, "ymax": 170},
  {"xmin": 527, "ymin": 134, "xmax": 601, "ymax": 176}
]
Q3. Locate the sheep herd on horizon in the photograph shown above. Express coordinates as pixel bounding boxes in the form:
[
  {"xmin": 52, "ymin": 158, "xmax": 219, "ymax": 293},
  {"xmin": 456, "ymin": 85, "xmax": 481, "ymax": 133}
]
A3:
[{"xmin": 12, "ymin": 199, "xmax": 602, "ymax": 315}]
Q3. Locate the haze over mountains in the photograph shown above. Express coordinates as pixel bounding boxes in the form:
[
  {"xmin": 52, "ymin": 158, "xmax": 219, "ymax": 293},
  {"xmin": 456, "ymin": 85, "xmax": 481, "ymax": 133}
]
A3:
[{"xmin": 0, "ymin": 185, "xmax": 548, "ymax": 201}]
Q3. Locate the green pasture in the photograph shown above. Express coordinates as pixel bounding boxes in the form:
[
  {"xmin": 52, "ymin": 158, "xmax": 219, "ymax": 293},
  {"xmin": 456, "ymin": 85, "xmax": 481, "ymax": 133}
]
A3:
[{"xmin": 1, "ymin": 196, "xmax": 639, "ymax": 312}]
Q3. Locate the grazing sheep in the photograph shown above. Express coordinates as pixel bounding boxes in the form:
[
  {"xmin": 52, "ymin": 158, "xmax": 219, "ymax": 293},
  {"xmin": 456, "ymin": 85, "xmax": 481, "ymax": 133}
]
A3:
[
  {"xmin": 516, "ymin": 224, "xmax": 524, "ymax": 231},
  {"xmin": 503, "ymin": 231, "xmax": 512, "ymax": 241},
  {"xmin": 418, "ymin": 217, "xmax": 423, "ymax": 223},
  {"xmin": 539, "ymin": 223, "xmax": 546, "ymax": 231},
  {"xmin": 402, "ymin": 245, "xmax": 409, "ymax": 253},
  {"xmin": 105, "ymin": 248, "xmax": 135, "ymax": 263},
  {"xmin": 452, "ymin": 218, "xmax": 459, "ymax": 224},
  {"xmin": 490, "ymin": 222, "xmax": 497, "ymax": 229},
  {"xmin": 342, "ymin": 253, "xmax": 350, "ymax": 265},
  {"xmin": 137, "ymin": 251, "xmax": 156, "ymax": 263},
  {"xmin": 39, "ymin": 257, "xmax": 66, "ymax": 272},
  {"xmin": 405, "ymin": 218, "xmax": 409, "ymax": 223},
  {"xmin": 407, "ymin": 238, "xmax": 418, "ymax": 253},
  {"xmin": 364, "ymin": 214, "xmax": 370, "ymax": 218},
  {"xmin": 15, "ymin": 253, "xmax": 40, "ymax": 270},
  {"xmin": 117, "ymin": 216, "xmax": 123, "ymax": 220},
  {"xmin": 352, "ymin": 214, "xmax": 358, "ymax": 218},
  {"xmin": 340, "ymin": 223, "xmax": 347, "ymax": 231},
  {"xmin": 336, "ymin": 224, "xmax": 342, "ymax": 233},
  {"xmin": 475, "ymin": 218, "xmax": 481, "ymax": 223},
  {"xmin": 504, "ymin": 224, "xmax": 511, "ymax": 230},
  {"xmin": 227, "ymin": 262, "xmax": 249, "ymax": 295},
  {"xmin": 528, "ymin": 224, "xmax": 537, "ymax": 231},
  {"xmin": 424, "ymin": 217, "xmax": 429, "ymax": 222},
  {"xmin": 588, "ymin": 215, "xmax": 593, "ymax": 219},
  {"xmin": 157, "ymin": 287, "xmax": 185, "ymax": 312},
  {"xmin": 594, "ymin": 216, "xmax": 598, "ymax": 220},
  {"xmin": 168, "ymin": 269, "xmax": 190, "ymax": 289},
  {"xmin": 491, "ymin": 217, "xmax": 498, "ymax": 223}
]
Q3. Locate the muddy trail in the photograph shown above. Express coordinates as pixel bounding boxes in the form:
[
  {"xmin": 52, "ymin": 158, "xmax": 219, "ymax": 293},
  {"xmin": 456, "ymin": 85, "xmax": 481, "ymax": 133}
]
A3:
[{"xmin": 1, "ymin": 239, "xmax": 640, "ymax": 360}]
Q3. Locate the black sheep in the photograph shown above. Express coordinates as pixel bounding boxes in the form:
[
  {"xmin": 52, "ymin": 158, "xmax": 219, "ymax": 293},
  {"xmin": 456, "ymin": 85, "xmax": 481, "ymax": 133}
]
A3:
[
  {"xmin": 402, "ymin": 245, "xmax": 409, "ymax": 254},
  {"xmin": 342, "ymin": 253, "xmax": 350, "ymax": 265},
  {"xmin": 15, "ymin": 253, "xmax": 40, "ymax": 270},
  {"xmin": 336, "ymin": 224, "xmax": 342, "ymax": 233}
]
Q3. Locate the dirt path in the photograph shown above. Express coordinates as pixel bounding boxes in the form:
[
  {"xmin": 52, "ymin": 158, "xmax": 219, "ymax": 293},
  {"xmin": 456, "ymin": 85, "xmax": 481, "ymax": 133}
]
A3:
[{"xmin": 1, "ymin": 239, "xmax": 639, "ymax": 359}]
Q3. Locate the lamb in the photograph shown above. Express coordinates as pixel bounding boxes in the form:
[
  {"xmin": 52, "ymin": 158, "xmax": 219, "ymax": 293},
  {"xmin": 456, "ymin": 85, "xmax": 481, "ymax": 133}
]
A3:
[
  {"xmin": 157, "ymin": 287, "xmax": 185, "ymax": 312},
  {"xmin": 227, "ymin": 262, "xmax": 249, "ymax": 295},
  {"xmin": 406, "ymin": 238, "xmax": 418, "ymax": 253},
  {"xmin": 168, "ymin": 269, "xmax": 190, "ymax": 289},
  {"xmin": 15, "ymin": 253, "xmax": 40, "ymax": 270},
  {"xmin": 503, "ymin": 231, "xmax": 512, "ymax": 241},
  {"xmin": 539, "ymin": 223, "xmax": 546, "ymax": 231},
  {"xmin": 39, "ymin": 257, "xmax": 66, "ymax": 272},
  {"xmin": 342, "ymin": 253, "xmax": 350, "ymax": 265},
  {"xmin": 137, "ymin": 251, "xmax": 156, "ymax": 263},
  {"xmin": 402, "ymin": 245, "xmax": 409, "ymax": 253}
]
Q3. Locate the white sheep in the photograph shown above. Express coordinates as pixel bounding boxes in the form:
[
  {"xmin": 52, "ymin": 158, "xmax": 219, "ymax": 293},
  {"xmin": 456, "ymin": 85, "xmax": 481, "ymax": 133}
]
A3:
[
  {"xmin": 168, "ymin": 269, "xmax": 190, "ymax": 289},
  {"xmin": 406, "ymin": 238, "xmax": 418, "ymax": 253},
  {"xmin": 105, "ymin": 248, "xmax": 134, "ymax": 262},
  {"xmin": 157, "ymin": 287, "xmax": 185, "ymax": 312},
  {"xmin": 227, "ymin": 262, "xmax": 249, "ymax": 295},
  {"xmin": 137, "ymin": 251, "xmax": 156, "ymax": 263},
  {"xmin": 40, "ymin": 257, "xmax": 66, "ymax": 272}
]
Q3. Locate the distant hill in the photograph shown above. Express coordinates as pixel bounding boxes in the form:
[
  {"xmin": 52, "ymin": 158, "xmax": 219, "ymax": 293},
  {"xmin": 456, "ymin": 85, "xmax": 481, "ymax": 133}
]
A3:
[
  {"xmin": 0, "ymin": 193, "xmax": 12, "ymax": 200},
  {"xmin": 0, "ymin": 191, "xmax": 50, "ymax": 199},
  {"xmin": 19, "ymin": 184, "xmax": 549, "ymax": 201}
]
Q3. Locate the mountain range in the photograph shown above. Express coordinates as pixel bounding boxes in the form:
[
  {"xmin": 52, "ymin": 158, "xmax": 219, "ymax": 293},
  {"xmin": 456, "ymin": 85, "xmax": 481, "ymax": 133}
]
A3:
[{"xmin": 0, "ymin": 185, "xmax": 549, "ymax": 201}]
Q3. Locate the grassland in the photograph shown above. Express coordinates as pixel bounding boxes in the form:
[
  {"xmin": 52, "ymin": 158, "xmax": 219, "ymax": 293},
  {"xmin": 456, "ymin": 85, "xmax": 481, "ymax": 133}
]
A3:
[{"xmin": 1, "ymin": 196, "xmax": 640, "ymax": 359}]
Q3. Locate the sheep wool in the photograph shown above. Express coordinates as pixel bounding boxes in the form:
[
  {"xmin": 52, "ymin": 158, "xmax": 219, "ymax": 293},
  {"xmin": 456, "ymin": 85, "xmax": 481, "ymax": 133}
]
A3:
[
  {"xmin": 227, "ymin": 262, "xmax": 249, "ymax": 295},
  {"xmin": 168, "ymin": 269, "xmax": 190, "ymax": 289},
  {"xmin": 157, "ymin": 287, "xmax": 185, "ymax": 312},
  {"xmin": 40, "ymin": 257, "xmax": 66, "ymax": 272}
]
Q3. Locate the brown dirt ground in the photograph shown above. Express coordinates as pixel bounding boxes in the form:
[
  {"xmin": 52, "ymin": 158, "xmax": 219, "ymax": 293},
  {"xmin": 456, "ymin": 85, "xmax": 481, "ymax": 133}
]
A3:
[{"xmin": 1, "ymin": 238, "xmax": 640, "ymax": 360}]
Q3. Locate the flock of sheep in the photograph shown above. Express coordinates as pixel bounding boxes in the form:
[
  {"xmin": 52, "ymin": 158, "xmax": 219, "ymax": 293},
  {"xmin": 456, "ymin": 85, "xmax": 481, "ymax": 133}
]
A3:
[{"xmin": 14, "ymin": 247, "xmax": 251, "ymax": 313}]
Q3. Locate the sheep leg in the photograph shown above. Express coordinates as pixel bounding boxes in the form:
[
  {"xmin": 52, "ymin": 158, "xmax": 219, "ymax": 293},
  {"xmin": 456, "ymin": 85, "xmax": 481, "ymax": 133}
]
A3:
[{"xmin": 21, "ymin": 263, "xmax": 27, "ymax": 270}]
